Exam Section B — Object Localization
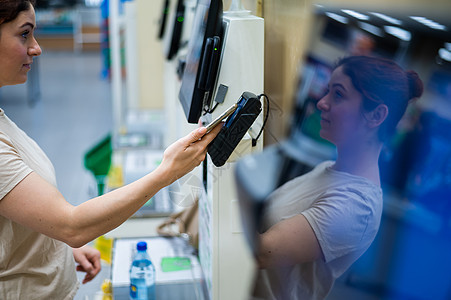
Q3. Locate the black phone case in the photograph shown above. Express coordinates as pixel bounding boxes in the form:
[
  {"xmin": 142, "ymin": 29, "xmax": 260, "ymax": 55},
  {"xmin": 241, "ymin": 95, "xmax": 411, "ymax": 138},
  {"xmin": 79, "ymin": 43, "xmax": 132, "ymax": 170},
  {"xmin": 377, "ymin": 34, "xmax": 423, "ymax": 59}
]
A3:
[{"xmin": 207, "ymin": 92, "xmax": 262, "ymax": 167}]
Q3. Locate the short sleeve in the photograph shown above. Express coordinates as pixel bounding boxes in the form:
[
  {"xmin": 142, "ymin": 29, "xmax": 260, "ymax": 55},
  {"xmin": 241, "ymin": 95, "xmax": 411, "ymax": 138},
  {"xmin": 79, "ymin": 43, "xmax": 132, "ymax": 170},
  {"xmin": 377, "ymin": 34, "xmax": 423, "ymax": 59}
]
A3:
[
  {"xmin": 0, "ymin": 132, "xmax": 33, "ymax": 200},
  {"xmin": 301, "ymin": 187, "xmax": 377, "ymax": 263}
]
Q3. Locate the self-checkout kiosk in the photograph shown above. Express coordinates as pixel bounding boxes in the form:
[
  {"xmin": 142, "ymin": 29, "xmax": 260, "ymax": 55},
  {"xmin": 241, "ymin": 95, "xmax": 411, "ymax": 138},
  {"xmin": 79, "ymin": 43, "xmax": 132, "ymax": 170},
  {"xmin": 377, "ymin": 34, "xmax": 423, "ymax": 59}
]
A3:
[
  {"xmin": 163, "ymin": 0, "xmax": 265, "ymax": 298},
  {"xmin": 172, "ymin": 2, "xmax": 265, "ymax": 299},
  {"xmin": 198, "ymin": 11, "xmax": 264, "ymax": 300},
  {"xmin": 111, "ymin": 0, "xmax": 265, "ymax": 298}
]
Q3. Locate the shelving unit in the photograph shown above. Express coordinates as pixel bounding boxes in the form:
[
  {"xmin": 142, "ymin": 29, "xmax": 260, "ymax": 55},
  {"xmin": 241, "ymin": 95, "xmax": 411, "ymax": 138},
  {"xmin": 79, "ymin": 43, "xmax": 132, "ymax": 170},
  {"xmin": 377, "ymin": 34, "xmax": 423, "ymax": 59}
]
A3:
[
  {"xmin": 73, "ymin": 7, "xmax": 102, "ymax": 52},
  {"xmin": 35, "ymin": 6, "xmax": 101, "ymax": 51},
  {"xmin": 35, "ymin": 8, "xmax": 75, "ymax": 50}
]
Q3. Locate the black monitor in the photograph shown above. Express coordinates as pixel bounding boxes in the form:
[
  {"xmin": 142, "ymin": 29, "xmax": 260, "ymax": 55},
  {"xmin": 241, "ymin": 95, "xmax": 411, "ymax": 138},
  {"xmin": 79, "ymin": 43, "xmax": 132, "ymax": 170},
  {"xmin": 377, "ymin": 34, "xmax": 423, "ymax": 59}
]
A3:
[
  {"xmin": 157, "ymin": 0, "xmax": 170, "ymax": 40},
  {"xmin": 165, "ymin": 0, "xmax": 185, "ymax": 60},
  {"xmin": 178, "ymin": 0, "xmax": 223, "ymax": 123}
]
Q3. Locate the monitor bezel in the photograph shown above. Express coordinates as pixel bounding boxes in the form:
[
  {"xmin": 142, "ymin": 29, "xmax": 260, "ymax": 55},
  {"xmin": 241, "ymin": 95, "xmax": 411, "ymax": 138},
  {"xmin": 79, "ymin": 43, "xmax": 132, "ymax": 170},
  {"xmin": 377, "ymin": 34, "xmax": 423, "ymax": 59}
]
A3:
[{"xmin": 178, "ymin": 0, "xmax": 224, "ymax": 124}]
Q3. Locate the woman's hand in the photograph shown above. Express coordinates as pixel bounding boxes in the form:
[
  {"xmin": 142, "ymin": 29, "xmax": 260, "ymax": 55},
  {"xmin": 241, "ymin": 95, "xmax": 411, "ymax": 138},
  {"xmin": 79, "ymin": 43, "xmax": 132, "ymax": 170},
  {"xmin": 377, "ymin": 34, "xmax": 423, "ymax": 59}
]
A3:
[
  {"xmin": 156, "ymin": 124, "xmax": 222, "ymax": 185},
  {"xmin": 73, "ymin": 245, "xmax": 102, "ymax": 284}
]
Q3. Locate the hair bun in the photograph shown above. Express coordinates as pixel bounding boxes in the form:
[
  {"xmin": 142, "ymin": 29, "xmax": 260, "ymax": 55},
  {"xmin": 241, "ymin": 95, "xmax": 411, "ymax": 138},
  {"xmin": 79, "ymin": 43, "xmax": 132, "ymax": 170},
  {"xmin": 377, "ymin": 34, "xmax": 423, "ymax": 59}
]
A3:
[{"xmin": 406, "ymin": 70, "xmax": 424, "ymax": 101}]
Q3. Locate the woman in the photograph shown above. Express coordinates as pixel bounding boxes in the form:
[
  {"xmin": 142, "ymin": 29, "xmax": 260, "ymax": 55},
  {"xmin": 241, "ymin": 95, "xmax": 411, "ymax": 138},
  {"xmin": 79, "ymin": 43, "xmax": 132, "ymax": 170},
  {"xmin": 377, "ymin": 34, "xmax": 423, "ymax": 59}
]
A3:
[
  {"xmin": 0, "ymin": 1, "xmax": 220, "ymax": 298},
  {"xmin": 254, "ymin": 56, "xmax": 424, "ymax": 299}
]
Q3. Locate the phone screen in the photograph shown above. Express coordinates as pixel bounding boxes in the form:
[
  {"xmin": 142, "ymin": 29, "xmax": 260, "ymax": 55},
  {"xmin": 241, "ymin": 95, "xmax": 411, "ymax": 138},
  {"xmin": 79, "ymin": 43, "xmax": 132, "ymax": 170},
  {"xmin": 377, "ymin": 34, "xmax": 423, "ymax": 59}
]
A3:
[{"xmin": 206, "ymin": 103, "xmax": 238, "ymax": 133}]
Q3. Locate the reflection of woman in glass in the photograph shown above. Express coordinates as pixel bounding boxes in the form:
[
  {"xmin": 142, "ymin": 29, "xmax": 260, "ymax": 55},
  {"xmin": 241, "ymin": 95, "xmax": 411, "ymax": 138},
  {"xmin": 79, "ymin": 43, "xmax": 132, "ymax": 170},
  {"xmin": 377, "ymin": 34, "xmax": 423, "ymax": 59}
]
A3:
[{"xmin": 254, "ymin": 56, "xmax": 424, "ymax": 300}]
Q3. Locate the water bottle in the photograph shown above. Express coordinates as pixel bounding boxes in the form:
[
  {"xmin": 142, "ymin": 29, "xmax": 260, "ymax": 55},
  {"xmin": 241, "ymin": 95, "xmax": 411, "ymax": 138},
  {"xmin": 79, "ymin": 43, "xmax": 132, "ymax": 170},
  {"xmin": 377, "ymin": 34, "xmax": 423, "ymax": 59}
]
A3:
[{"xmin": 129, "ymin": 241, "xmax": 156, "ymax": 300}]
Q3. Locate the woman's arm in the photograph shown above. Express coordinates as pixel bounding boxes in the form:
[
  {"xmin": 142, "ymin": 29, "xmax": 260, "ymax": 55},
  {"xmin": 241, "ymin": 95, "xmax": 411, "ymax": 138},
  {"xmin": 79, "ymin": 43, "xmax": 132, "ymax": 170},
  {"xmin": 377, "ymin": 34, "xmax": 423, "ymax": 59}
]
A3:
[
  {"xmin": 0, "ymin": 126, "xmax": 221, "ymax": 248},
  {"xmin": 256, "ymin": 214, "xmax": 323, "ymax": 269}
]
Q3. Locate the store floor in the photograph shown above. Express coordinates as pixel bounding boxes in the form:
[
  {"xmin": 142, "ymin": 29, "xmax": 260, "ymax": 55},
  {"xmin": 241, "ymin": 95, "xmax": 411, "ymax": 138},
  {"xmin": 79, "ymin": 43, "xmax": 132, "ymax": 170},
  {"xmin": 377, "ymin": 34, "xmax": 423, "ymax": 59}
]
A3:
[{"xmin": 0, "ymin": 50, "xmax": 113, "ymax": 299}]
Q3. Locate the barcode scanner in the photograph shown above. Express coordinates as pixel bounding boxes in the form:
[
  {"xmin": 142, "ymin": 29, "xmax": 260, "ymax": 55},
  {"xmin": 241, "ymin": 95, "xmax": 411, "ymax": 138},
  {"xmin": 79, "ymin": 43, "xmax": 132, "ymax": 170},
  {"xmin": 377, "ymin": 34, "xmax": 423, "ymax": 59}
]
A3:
[{"xmin": 207, "ymin": 92, "xmax": 262, "ymax": 167}]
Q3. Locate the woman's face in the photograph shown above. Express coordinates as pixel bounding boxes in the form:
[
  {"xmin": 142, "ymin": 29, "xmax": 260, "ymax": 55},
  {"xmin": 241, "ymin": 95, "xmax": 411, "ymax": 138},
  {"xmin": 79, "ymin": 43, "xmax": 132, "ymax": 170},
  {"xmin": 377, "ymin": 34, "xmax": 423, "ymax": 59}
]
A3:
[
  {"xmin": 316, "ymin": 66, "xmax": 367, "ymax": 147},
  {"xmin": 0, "ymin": 4, "xmax": 41, "ymax": 87}
]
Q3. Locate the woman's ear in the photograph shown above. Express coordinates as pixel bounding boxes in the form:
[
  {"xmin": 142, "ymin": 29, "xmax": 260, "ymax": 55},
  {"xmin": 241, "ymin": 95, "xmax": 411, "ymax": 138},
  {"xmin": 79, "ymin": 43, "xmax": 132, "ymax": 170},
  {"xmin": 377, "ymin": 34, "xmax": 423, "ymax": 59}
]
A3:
[{"xmin": 365, "ymin": 104, "xmax": 388, "ymax": 128}]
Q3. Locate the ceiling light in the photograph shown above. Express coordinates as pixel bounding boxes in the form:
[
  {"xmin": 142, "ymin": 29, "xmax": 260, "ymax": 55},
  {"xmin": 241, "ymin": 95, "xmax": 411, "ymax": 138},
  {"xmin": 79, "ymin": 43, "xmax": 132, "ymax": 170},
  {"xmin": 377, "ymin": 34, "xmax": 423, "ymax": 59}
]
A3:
[
  {"xmin": 342, "ymin": 9, "xmax": 370, "ymax": 21},
  {"xmin": 325, "ymin": 12, "xmax": 349, "ymax": 24},
  {"xmin": 438, "ymin": 48, "xmax": 451, "ymax": 62},
  {"xmin": 430, "ymin": 24, "xmax": 447, "ymax": 31},
  {"xmin": 411, "ymin": 16, "xmax": 426, "ymax": 22},
  {"xmin": 384, "ymin": 26, "xmax": 411, "ymax": 41},
  {"xmin": 410, "ymin": 16, "xmax": 447, "ymax": 31},
  {"xmin": 84, "ymin": 0, "xmax": 102, "ymax": 6},
  {"xmin": 370, "ymin": 12, "xmax": 402, "ymax": 25},
  {"xmin": 358, "ymin": 22, "xmax": 384, "ymax": 37},
  {"xmin": 445, "ymin": 42, "xmax": 451, "ymax": 51}
]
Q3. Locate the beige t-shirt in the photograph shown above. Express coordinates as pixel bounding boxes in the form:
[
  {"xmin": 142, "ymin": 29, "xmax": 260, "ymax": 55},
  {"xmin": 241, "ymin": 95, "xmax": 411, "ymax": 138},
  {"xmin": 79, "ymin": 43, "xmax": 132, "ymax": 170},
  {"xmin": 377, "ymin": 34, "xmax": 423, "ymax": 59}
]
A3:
[
  {"xmin": 254, "ymin": 161, "xmax": 383, "ymax": 300},
  {"xmin": 0, "ymin": 108, "xmax": 79, "ymax": 299}
]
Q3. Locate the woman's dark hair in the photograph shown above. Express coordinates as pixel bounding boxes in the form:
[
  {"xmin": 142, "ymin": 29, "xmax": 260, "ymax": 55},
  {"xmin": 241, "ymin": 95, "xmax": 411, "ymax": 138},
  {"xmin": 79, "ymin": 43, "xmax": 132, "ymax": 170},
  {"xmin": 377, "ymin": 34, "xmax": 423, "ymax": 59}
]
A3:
[
  {"xmin": 0, "ymin": 0, "xmax": 36, "ymax": 26},
  {"xmin": 335, "ymin": 56, "xmax": 424, "ymax": 141}
]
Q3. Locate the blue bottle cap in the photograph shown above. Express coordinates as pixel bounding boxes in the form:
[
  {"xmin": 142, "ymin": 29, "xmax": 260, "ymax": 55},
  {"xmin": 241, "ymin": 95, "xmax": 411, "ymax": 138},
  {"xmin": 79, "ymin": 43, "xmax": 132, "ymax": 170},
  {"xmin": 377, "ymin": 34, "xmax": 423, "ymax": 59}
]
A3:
[{"xmin": 137, "ymin": 241, "xmax": 147, "ymax": 251}]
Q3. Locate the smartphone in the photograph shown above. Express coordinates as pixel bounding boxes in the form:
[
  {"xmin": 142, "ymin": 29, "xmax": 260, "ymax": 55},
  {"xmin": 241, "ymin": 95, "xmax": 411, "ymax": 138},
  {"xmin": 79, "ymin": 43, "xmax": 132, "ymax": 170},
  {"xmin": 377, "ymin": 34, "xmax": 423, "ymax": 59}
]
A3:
[{"xmin": 205, "ymin": 103, "xmax": 238, "ymax": 133}]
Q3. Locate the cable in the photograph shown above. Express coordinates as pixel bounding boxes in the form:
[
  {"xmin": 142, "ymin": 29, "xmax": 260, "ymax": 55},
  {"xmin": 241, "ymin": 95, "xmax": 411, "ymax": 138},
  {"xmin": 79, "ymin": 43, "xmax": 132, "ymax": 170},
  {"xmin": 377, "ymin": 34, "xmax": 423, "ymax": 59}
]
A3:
[
  {"xmin": 252, "ymin": 93, "xmax": 270, "ymax": 147},
  {"xmin": 204, "ymin": 102, "xmax": 219, "ymax": 114}
]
